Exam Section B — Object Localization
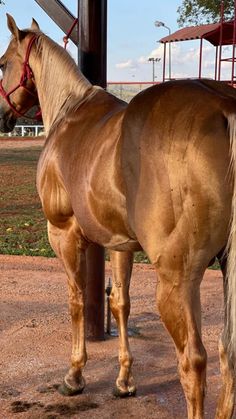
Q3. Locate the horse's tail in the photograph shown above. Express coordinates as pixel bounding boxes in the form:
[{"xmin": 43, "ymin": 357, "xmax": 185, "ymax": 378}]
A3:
[{"xmin": 226, "ymin": 113, "xmax": 236, "ymax": 360}]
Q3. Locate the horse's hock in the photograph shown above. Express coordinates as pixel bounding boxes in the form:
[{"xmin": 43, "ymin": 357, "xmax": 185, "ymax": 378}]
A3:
[{"xmin": 0, "ymin": 254, "xmax": 223, "ymax": 418}]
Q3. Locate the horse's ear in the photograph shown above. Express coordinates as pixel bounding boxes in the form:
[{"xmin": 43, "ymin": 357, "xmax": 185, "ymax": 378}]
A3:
[
  {"xmin": 31, "ymin": 18, "xmax": 40, "ymax": 31},
  {"xmin": 6, "ymin": 14, "xmax": 23, "ymax": 41}
]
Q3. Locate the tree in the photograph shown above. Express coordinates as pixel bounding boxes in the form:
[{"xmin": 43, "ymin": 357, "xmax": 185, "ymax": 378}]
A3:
[{"xmin": 177, "ymin": 0, "xmax": 234, "ymax": 26}]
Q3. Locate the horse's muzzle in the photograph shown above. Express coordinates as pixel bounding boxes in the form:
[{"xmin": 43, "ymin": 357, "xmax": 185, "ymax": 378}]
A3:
[{"xmin": 0, "ymin": 107, "xmax": 16, "ymax": 133}]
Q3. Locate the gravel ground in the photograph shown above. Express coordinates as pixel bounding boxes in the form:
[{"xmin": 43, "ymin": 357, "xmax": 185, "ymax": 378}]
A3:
[{"xmin": 0, "ymin": 255, "xmax": 228, "ymax": 419}]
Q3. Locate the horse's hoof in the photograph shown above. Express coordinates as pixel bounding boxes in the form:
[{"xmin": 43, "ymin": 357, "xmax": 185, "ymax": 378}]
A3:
[
  {"xmin": 58, "ymin": 379, "xmax": 85, "ymax": 397},
  {"xmin": 113, "ymin": 386, "xmax": 137, "ymax": 398}
]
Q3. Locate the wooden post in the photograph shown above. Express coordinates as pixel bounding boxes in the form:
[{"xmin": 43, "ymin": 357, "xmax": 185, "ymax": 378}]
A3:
[{"xmin": 78, "ymin": 0, "xmax": 107, "ymax": 340}]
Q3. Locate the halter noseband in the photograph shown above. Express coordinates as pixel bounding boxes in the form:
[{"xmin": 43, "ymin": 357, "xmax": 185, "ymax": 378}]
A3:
[{"xmin": 0, "ymin": 34, "xmax": 41, "ymax": 121}]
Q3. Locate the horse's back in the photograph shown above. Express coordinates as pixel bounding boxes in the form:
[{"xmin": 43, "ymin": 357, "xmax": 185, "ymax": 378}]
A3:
[{"xmin": 121, "ymin": 80, "xmax": 234, "ymax": 264}]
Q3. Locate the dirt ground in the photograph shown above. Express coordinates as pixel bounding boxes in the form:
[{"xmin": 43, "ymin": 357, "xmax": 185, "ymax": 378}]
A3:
[
  {"xmin": 0, "ymin": 137, "xmax": 44, "ymax": 149},
  {"xmin": 0, "ymin": 255, "xmax": 228, "ymax": 419},
  {"xmin": 0, "ymin": 138, "xmax": 233, "ymax": 418}
]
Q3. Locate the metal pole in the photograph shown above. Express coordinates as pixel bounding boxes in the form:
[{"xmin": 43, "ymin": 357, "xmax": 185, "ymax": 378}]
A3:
[
  {"xmin": 218, "ymin": 0, "xmax": 224, "ymax": 80},
  {"xmin": 199, "ymin": 38, "xmax": 203, "ymax": 79},
  {"xmin": 105, "ymin": 278, "xmax": 112, "ymax": 335},
  {"xmin": 163, "ymin": 43, "xmax": 166, "ymax": 82},
  {"xmin": 85, "ymin": 244, "xmax": 105, "ymax": 340},
  {"xmin": 215, "ymin": 46, "xmax": 218, "ymax": 80},
  {"xmin": 231, "ymin": 0, "xmax": 236, "ymax": 84},
  {"xmin": 78, "ymin": 0, "xmax": 107, "ymax": 340},
  {"xmin": 79, "ymin": 0, "xmax": 107, "ymax": 87}
]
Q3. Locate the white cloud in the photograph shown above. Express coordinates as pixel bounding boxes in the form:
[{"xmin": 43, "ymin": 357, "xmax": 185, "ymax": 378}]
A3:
[
  {"xmin": 111, "ymin": 39, "xmax": 235, "ymax": 82},
  {"xmin": 116, "ymin": 59, "xmax": 135, "ymax": 69},
  {"xmin": 138, "ymin": 56, "xmax": 148, "ymax": 64}
]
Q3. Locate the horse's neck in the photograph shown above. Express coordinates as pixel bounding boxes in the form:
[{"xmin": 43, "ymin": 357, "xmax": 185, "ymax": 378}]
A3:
[{"xmin": 31, "ymin": 36, "xmax": 92, "ymax": 134}]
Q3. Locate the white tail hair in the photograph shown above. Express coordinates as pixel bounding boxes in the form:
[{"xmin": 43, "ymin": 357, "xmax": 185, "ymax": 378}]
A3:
[{"xmin": 226, "ymin": 113, "xmax": 236, "ymax": 360}]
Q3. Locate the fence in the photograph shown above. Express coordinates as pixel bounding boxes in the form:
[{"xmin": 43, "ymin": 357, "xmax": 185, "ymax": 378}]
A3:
[
  {"xmin": 107, "ymin": 82, "xmax": 159, "ymax": 102},
  {"xmin": 6, "ymin": 125, "xmax": 44, "ymax": 137},
  {"xmin": 2, "ymin": 84, "xmax": 157, "ymax": 137}
]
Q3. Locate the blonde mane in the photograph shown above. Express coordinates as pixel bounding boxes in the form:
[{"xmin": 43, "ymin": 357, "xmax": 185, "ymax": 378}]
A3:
[{"xmin": 32, "ymin": 32, "xmax": 99, "ymax": 134}]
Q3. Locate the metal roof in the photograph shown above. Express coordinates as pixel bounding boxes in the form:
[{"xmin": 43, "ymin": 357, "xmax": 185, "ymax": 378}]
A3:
[{"xmin": 160, "ymin": 21, "xmax": 236, "ymax": 46}]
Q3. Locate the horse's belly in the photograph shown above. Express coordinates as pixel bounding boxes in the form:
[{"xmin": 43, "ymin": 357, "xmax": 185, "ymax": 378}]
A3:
[
  {"xmin": 105, "ymin": 237, "xmax": 142, "ymax": 251},
  {"xmin": 74, "ymin": 206, "xmax": 141, "ymax": 251}
]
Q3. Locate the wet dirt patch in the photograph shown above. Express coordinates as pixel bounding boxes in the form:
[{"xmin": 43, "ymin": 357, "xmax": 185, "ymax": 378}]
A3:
[
  {"xmin": 1, "ymin": 388, "xmax": 21, "ymax": 399},
  {"xmin": 11, "ymin": 400, "xmax": 44, "ymax": 413},
  {"xmin": 44, "ymin": 401, "xmax": 99, "ymax": 415}
]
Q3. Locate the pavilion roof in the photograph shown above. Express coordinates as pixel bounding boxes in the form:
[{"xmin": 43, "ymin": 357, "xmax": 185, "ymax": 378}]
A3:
[{"xmin": 160, "ymin": 21, "xmax": 236, "ymax": 46}]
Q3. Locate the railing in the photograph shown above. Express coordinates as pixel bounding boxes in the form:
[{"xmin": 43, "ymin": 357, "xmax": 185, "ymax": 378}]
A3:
[
  {"xmin": 6, "ymin": 125, "xmax": 44, "ymax": 137},
  {"xmin": 2, "ymin": 84, "xmax": 159, "ymax": 137},
  {"xmin": 107, "ymin": 82, "xmax": 160, "ymax": 102}
]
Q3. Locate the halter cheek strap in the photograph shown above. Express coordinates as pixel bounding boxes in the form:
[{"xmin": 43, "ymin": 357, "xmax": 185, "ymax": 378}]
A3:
[{"xmin": 0, "ymin": 35, "xmax": 42, "ymax": 121}]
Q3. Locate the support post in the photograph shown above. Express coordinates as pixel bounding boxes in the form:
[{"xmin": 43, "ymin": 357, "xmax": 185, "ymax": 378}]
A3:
[
  {"xmin": 198, "ymin": 38, "xmax": 203, "ymax": 79},
  {"xmin": 85, "ymin": 244, "xmax": 105, "ymax": 340},
  {"xmin": 163, "ymin": 43, "xmax": 166, "ymax": 82},
  {"xmin": 78, "ymin": 0, "xmax": 107, "ymax": 340},
  {"xmin": 218, "ymin": 0, "xmax": 224, "ymax": 80},
  {"xmin": 231, "ymin": 0, "xmax": 236, "ymax": 84},
  {"xmin": 215, "ymin": 46, "xmax": 218, "ymax": 80},
  {"xmin": 78, "ymin": 0, "xmax": 107, "ymax": 87}
]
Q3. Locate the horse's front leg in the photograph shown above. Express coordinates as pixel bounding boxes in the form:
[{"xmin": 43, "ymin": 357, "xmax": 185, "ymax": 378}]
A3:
[
  {"xmin": 47, "ymin": 220, "xmax": 88, "ymax": 396},
  {"xmin": 109, "ymin": 250, "xmax": 136, "ymax": 397}
]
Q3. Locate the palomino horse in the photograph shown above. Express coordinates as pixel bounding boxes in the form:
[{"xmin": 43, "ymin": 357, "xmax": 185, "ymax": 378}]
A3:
[{"xmin": 0, "ymin": 15, "xmax": 236, "ymax": 419}]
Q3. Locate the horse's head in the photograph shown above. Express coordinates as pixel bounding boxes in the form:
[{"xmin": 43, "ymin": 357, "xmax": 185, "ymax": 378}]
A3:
[{"xmin": 0, "ymin": 14, "xmax": 40, "ymax": 132}]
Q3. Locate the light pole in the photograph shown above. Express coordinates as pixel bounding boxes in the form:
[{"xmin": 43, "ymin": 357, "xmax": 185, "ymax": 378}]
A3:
[
  {"xmin": 148, "ymin": 57, "xmax": 160, "ymax": 83},
  {"xmin": 155, "ymin": 20, "xmax": 171, "ymax": 80}
]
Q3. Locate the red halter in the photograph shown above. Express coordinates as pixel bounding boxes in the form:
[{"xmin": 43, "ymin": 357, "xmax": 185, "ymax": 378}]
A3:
[{"xmin": 0, "ymin": 34, "xmax": 41, "ymax": 121}]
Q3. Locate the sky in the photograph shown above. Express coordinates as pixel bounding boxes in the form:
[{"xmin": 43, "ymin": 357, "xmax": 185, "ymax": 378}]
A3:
[{"xmin": 0, "ymin": 0, "xmax": 233, "ymax": 82}]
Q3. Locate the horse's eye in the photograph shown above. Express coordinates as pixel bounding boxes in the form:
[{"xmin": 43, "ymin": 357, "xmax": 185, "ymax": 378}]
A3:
[{"xmin": 0, "ymin": 63, "xmax": 6, "ymax": 72}]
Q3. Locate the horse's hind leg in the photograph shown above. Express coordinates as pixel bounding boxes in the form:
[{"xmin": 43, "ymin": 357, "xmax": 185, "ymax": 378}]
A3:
[
  {"xmin": 156, "ymin": 255, "xmax": 207, "ymax": 419},
  {"xmin": 47, "ymin": 220, "xmax": 88, "ymax": 396},
  {"xmin": 215, "ymin": 250, "xmax": 235, "ymax": 419},
  {"xmin": 109, "ymin": 250, "xmax": 136, "ymax": 397}
]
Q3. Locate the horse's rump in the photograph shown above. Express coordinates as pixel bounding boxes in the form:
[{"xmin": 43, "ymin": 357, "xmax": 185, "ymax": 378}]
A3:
[{"xmin": 121, "ymin": 80, "xmax": 234, "ymax": 263}]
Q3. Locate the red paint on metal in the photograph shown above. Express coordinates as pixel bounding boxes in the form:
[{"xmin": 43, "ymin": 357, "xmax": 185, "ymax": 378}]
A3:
[{"xmin": 160, "ymin": 21, "xmax": 236, "ymax": 47}]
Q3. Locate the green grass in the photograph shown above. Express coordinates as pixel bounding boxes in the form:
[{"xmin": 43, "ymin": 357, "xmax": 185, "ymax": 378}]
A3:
[{"xmin": 0, "ymin": 147, "xmax": 55, "ymax": 257}]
